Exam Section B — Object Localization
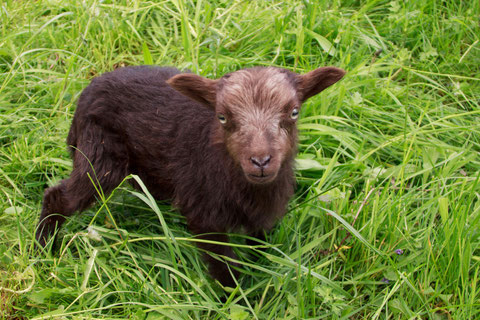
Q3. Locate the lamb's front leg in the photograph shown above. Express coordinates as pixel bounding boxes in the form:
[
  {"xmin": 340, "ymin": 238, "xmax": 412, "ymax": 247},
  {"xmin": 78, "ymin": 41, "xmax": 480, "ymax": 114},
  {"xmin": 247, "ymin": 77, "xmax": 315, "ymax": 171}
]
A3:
[
  {"xmin": 246, "ymin": 230, "xmax": 266, "ymax": 247},
  {"xmin": 190, "ymin": 228, "xmax": 240, "ymax": 287}
]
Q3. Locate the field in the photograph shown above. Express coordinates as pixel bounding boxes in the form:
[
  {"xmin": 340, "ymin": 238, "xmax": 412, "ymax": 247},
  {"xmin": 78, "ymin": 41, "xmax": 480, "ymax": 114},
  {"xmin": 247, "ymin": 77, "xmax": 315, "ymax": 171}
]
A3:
[{"xmin": 1, "ymin": 0, "xmax": 479, "ymax": 319}]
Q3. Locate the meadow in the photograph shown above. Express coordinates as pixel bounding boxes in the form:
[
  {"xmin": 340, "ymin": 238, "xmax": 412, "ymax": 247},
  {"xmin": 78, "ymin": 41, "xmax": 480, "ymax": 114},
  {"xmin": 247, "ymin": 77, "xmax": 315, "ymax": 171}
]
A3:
[{"xmin": 1, "ymin": 0, "xmax": 479, "ymax": 319}]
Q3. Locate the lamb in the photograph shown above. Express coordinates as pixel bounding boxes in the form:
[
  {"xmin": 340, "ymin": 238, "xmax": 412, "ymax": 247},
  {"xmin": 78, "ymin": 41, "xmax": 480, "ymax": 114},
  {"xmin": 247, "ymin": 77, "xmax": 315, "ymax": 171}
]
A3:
[{"xmin": 35, "ymin": 65, "xmax": 345, "ymax": 286}]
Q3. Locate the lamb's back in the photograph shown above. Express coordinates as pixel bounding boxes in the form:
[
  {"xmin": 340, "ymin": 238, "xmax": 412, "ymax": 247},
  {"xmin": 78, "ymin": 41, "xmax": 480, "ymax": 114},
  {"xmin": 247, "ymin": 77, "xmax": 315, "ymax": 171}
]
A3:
[{"xmin": 68, "ymin": 66, "xmax": 215, "ymax": 198}]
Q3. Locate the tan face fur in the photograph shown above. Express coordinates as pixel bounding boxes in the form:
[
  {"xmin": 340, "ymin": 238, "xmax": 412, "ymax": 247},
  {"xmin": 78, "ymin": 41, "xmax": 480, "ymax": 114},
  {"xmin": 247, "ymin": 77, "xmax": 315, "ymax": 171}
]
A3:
[
  {"xmin": 167, "ymin": 66, "xmax": 346, "ymax": 185},
  {"xmin": 215, "ymin": 68, "xmax": 298, "ymax": 184}
]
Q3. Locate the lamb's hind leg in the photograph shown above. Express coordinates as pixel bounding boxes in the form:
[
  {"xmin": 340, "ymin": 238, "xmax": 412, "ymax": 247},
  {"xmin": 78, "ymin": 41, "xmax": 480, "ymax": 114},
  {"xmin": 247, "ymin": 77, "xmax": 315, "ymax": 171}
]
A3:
[
  {"xmin": 36, "ymin": 181, "xmax": 71, "ymax": 247},
  {"xmin": 36, "ymin": 125, "xmax": 128, "ymax": 247}
]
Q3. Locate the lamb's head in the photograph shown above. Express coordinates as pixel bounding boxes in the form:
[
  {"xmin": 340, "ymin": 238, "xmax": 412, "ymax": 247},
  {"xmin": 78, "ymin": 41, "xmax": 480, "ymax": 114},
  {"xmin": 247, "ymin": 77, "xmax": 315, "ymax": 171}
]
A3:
[{"xmin": 167, "ymin": 66, "xmax": 345, "ymax": 184}]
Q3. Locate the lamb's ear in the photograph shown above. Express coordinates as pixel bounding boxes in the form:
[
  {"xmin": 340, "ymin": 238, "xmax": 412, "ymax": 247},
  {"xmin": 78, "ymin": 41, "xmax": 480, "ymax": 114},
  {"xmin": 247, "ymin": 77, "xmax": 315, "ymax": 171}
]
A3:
[
  {"xmin": 166, "ymin": 73, "xmax": 218, "ymax": 108},
  {"xmin": 296, "ymin": 67, "xmax": 346, "ymax": 102}
]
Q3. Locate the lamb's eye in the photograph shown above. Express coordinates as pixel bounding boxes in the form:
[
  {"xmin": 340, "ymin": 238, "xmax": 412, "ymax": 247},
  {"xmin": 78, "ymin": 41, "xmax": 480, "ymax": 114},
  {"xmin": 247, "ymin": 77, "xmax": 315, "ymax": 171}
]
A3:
[
  {"xmin": 218, "ymin": 114, "xmax": 227, "ymax": 124},
  {"xmin": 291, "ymin": 108, "xmax": 299, "ymax": 120}
]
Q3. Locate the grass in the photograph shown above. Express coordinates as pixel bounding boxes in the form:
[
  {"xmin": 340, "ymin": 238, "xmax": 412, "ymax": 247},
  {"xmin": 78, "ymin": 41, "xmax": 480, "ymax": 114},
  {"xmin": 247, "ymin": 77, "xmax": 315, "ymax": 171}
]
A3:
[{"xmin": 1, "ymin": 0, "xmax": 479, "ymax": 318}]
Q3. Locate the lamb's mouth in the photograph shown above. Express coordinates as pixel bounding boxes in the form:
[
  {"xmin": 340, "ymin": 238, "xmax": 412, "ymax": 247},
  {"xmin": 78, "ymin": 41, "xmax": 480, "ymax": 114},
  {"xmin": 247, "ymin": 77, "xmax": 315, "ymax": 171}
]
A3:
[{"xmin": 246, "ymin": 173, "xmax": 276, "ymax": 184}]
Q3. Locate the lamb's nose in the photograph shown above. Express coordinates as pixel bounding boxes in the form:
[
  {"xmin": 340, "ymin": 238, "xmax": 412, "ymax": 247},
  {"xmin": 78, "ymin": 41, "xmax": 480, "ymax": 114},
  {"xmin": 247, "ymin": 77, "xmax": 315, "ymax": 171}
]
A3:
[{"xmin": 250, "ymin": 155, "xmax": 271, "ymax": 168}]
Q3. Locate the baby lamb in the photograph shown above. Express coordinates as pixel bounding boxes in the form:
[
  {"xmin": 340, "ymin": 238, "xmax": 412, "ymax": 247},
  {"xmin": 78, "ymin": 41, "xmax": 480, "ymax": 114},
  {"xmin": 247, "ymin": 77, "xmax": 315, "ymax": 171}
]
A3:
[{"xmin": 36, "ymin": 65, "xmax": 345, "ymax": 286}]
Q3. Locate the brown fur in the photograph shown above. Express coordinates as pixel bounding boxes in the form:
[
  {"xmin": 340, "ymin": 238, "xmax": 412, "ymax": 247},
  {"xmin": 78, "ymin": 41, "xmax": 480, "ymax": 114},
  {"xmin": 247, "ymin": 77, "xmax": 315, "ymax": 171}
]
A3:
[{"xmin": 36, "ymin": 65, "xmax": 345, "ymax": 286}]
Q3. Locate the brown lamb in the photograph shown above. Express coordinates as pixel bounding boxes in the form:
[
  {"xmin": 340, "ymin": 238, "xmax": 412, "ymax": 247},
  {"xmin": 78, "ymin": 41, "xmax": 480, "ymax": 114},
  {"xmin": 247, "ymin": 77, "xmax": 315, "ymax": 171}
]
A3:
[{"xmin": 36, "ymin": 65, "xmax": 345, "ymax": 286}]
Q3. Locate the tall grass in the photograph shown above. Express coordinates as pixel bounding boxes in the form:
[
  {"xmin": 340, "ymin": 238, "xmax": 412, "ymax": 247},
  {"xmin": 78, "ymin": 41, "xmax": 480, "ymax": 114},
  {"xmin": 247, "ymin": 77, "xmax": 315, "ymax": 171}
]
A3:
[{"xmin": 1, "ymin": 0, "xmax": 479, "ymax": 318}]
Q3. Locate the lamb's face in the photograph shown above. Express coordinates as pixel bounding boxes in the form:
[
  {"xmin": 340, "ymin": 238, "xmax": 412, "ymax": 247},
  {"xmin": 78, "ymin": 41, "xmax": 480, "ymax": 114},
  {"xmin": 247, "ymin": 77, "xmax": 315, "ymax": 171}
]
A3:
[
  {"xmin": 167, "ymin": 65, "xmax": 345, "ymax": 185},
  {"xmin": 215, "ymin": 68, "xmax": 299, "ymax": 184}
]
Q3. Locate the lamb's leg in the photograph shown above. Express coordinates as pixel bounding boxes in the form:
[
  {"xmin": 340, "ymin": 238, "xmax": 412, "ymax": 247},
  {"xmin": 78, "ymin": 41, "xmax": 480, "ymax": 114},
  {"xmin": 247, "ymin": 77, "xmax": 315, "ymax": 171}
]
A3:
[
  {"xmin": 36, "ymin": 125, "xmax": 128, "ymax": 247},
  {"xmin": 246, "ymin": 230, "xmax": 266, "ymax": 247},
  {"xmin": 36, "ymin": 182, "xmax": 70, "ymax": 247},
  {"xmin": 190, "ymin": 228, "xmax": 240, "ymax": 287}
]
